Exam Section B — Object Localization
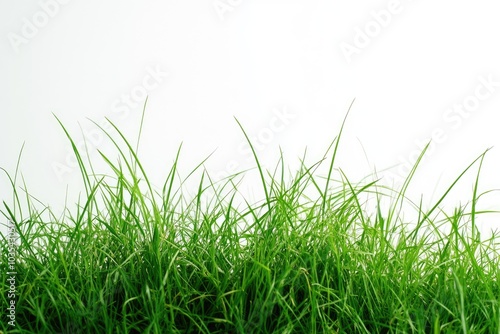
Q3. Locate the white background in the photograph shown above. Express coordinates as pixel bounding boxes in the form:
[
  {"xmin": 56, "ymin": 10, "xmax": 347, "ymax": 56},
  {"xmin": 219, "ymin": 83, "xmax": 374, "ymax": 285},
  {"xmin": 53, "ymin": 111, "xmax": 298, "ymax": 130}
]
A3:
[{"xmin": 1, "ymin": 0, "xmax": 499, "ymax": 237}]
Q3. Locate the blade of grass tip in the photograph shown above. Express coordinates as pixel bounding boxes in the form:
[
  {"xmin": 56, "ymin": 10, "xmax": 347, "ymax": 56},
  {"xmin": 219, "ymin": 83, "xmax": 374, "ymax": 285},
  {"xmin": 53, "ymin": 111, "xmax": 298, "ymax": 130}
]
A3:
[
  {"xmin": 75, "ymin": 123, "xmax": 102, "ymax": 194},
  {"xmin": 73, "ymin": 177, "xmax": 104, "ymax": 230},
  {"xmin": 164, "ymin": 146, "xmax": 218, "ymax": 208},
  {"xmin": 160, "ymin": 144, "xmax": 221, "ymax": 226},
  {"xmin": 234, "ymin": 117, "xmax": 271, "ymax": 213},
  {"xmin": 456, "ymin": 149, "xmax": 495, "ymax": 287},
  {"xmin": 265, "ymin": 147, "xmax": 284, "ymax": 205},
  {"xmin": 279, "ymin": 147, "xmax": 285, "ymax": 199},
  {"xmin": 126, "ymin": 96, "xmax": 149, "ymax": 184},
  {"xmin": 90, "ymin": 118, "xmax": 145, "ymax": 189},
  {"xmin": 161, "ymin": 143, "xmax": 182, "ymax": 216},
  {"xmin": 135, "ymin": 96, "xmax": 148, "ymax": 155},
  {"xmin": 282, "ymin": 149, "xmax": 321, "ymax": 205},
  {"xmin": 470, "ymin": 147, "xmax": 491, "ymax": 240},
  {"xmin": 338, "ymin": 169, "xmax": 379, "ymax": 227},
  {"xmin": 0, "ymin": 169, "xmax": 21, "ymax": 224},
  {"xmin": 53, "ymin": 114, "xmax": 92, "ymax": 196},
  {"xmin": 158, "ymin": 146, "xmax": 216, "ymax": 238},
  {"xmin": 102, "ymin": 117, "xmax": 155, "ymax": 198},
  {"xmin": 91, "ymin": 117, "xmax": 161, "ymax": 224},
  {"xmin": 202, "ymin": 165, "xmax": 249, "ymax": 219},
  {"xmin": 1, "ymin": 202, "xmax": 18, "ymax": 242},
  {"xmin": 387, "ymin": 141, "xmax": 430, "ymax": 227},
  {"xmin": 296, "ymin": 151, "xmax": 328, "ymax": 203},
  {"xmin": 0, "ymin": 142, "xmax": 25, "ymax": 219},
  {"xmin": 411, "ymin": 148, "xmax": 492, "ymax": 240},
  {"xmin": 321, "ymin": 98, "xmax": 355, "ymax": 217},
  {"xmin": 20, "ymin": 173, "xmax": 50, "ymax": 223}
]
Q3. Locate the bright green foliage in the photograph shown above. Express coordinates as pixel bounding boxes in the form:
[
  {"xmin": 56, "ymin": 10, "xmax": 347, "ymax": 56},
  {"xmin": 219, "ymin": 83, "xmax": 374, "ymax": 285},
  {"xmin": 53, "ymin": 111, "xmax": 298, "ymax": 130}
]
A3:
[{"xmin": 1, "ymin": 107, "xmax": 499, "ymax": 333}]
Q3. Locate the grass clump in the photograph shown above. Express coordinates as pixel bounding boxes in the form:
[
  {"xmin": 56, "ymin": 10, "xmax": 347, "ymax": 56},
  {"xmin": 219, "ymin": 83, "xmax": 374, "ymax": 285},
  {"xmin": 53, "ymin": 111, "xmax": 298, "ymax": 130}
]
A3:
[{"xmin": 1, "ymin": 108, "xmax": 500, "ymax": 333}]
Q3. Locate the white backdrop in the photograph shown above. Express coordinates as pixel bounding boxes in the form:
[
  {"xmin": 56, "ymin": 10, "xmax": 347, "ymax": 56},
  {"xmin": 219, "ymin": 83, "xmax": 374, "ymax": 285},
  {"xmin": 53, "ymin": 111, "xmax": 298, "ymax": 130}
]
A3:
[{"xmin": 1, "ymin": 0, "xmax": 499, "ymax": 237}]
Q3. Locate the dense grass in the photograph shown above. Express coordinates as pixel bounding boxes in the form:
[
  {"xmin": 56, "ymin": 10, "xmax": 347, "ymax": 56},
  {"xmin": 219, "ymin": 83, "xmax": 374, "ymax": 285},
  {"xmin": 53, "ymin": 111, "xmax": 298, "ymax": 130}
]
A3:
[{"xmin": 1, "ymin": 109, "xmax": 500, "ymax": 333}]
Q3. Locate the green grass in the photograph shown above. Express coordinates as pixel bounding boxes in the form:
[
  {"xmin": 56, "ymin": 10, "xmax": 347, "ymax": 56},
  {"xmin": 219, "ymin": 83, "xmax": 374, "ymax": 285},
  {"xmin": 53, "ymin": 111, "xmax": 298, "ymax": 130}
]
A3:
[{"xmin": 1, "ymin": 106, "xmax": 500, "ymax": 333}]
